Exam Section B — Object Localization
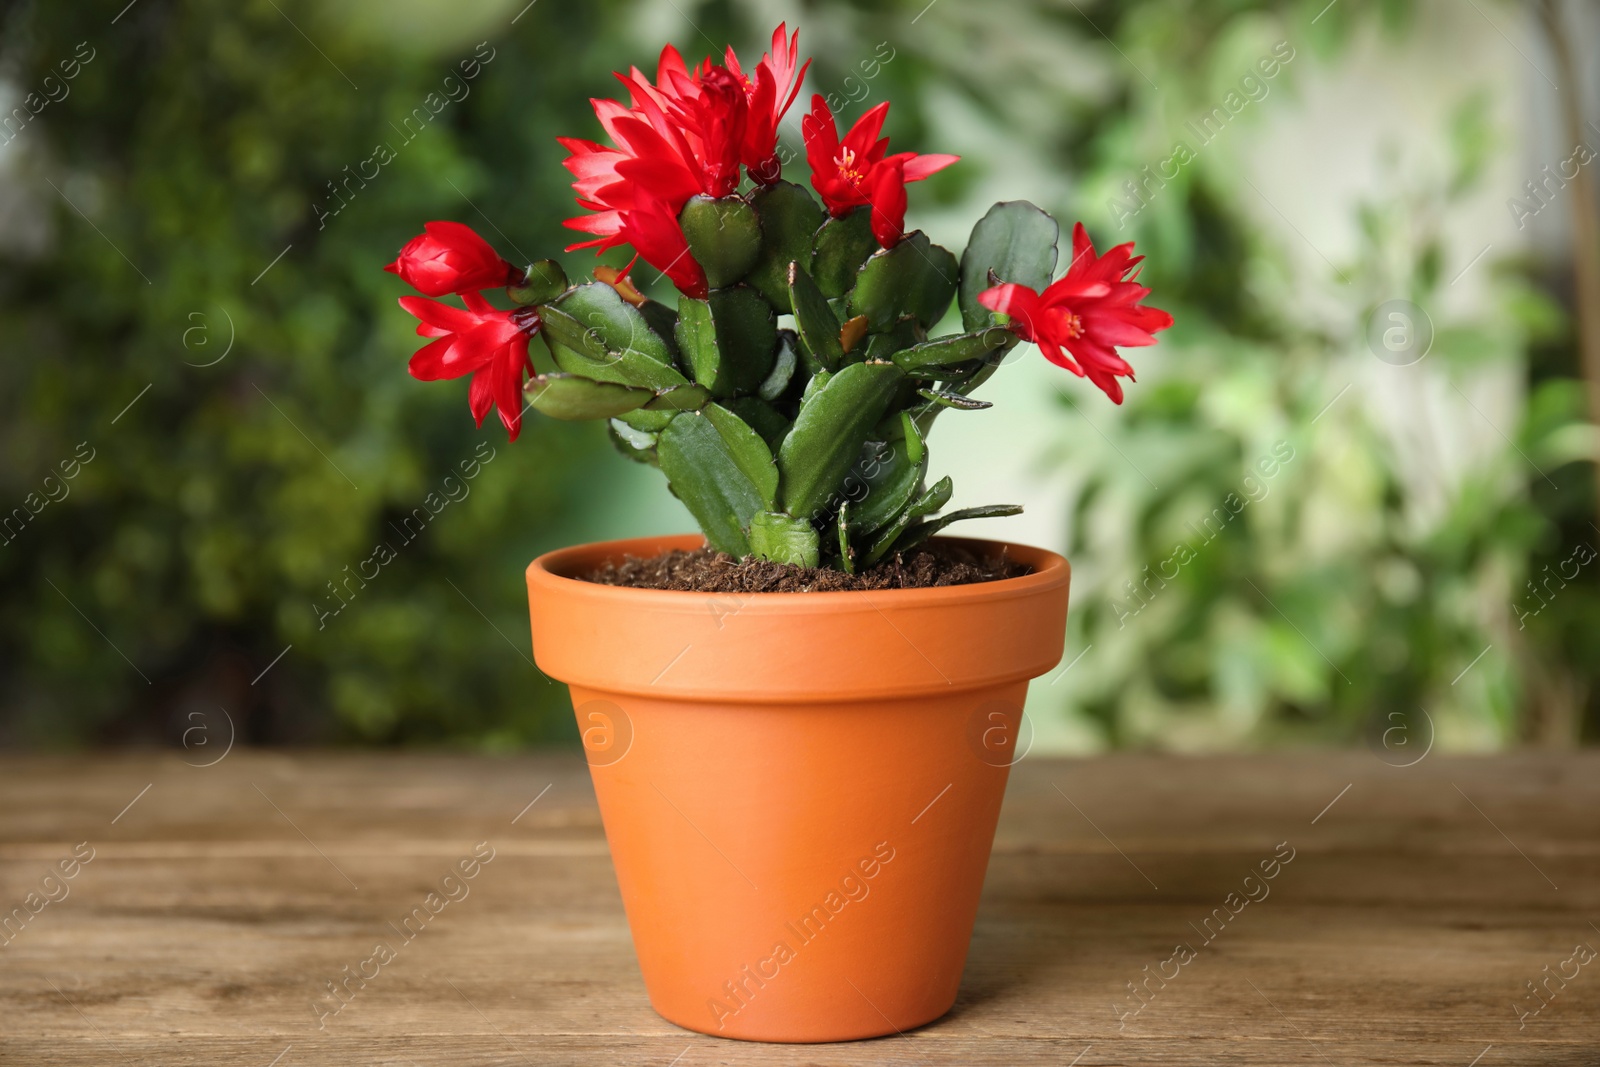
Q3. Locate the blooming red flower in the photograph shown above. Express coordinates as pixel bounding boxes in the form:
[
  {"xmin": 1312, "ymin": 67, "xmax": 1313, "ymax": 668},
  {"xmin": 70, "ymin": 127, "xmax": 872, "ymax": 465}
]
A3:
[
  {"xmin": 802, "ymin": 96, "xmax": 958, "ymax": 248},
  {"xmin": 384, "ymin": 221, "xmax": 518, "ymax": 297},
  {"xmin": 724, "ymin": 23, "xmax": 810, "ymax": 184},
  {"xmin": 560, "ymin": 26, "xmax": 809, "ymax": 297},
  {"xmin": 399, "ymin": 293, "xmax": 540, "ymax": 440},
  {"xmin": 978, "ymin": 223, "xmax": 1173, "ymax": 404}
]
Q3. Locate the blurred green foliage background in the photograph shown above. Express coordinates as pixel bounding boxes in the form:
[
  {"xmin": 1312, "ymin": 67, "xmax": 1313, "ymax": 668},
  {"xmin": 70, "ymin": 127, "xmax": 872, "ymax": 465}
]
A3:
[{"xmin": 1, "ymin": 0, "xmax": 1595, "ymax": 750}]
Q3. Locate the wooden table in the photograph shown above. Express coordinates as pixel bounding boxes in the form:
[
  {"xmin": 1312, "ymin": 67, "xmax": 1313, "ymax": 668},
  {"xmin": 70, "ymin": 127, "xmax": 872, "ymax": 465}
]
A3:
[{"xmin": 2, "ymin": 750, "xmax": 1597, "ymax": 1065}]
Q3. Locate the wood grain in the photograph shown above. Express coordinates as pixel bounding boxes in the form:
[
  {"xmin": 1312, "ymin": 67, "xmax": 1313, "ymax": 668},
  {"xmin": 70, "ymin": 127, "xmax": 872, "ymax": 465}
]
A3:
[{"xmin": 1, "ymin": 750, "xmax": 1597, "ymax": 1065}]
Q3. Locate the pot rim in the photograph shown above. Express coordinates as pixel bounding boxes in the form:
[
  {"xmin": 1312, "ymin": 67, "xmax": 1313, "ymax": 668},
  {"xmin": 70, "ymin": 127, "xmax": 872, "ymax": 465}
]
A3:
[
  {"xmin": 525, "ymin": 533, "xmax": 1072, "ymax": 701},
  {"xmin": 526, "ymin": 532, "xmax": 1068, "ymax": 610}
]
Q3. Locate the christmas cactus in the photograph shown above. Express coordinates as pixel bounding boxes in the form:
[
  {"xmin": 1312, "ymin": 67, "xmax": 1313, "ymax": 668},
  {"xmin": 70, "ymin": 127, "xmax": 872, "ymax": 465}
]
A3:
[{"xmin": 386, "ymin": 24, "xmax": 1171, "ymax": 571}]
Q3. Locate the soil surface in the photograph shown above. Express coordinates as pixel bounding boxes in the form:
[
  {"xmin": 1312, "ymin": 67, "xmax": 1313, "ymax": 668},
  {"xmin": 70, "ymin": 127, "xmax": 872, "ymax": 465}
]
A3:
[{"xmin": 583, "ymin": 542, "xmax": 1031, "ymax": 593}]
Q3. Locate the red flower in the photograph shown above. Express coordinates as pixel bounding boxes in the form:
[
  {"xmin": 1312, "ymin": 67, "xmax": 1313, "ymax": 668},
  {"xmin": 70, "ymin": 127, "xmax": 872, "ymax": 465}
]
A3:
[
  {"xmin": 560, "ymin": 26, "xmax": 808, "ymax": 297},
  {"xmin": 978, "ymin": 223, "xmax": 1173, "ymax": 404},
  {"xmin": 384, "ymin": 221, "xmax": 518, "ymax": 297},
  {"xmin": 724, "ymin": 23, "xmax": 810, "ymax": 184},
  {"xmin": 801, "ymin": 96, "xmax": 958, "ymax": 248},
  {"xmin": 399, "ymin": 293, "xmax": 539, "ymax": 440}
]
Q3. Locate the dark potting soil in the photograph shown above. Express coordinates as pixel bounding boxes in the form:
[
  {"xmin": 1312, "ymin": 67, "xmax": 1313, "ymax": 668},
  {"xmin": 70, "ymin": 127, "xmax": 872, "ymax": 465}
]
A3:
[{"xmin": 583, "ymin": 542, "xmax": 1031, "ymax": 593}]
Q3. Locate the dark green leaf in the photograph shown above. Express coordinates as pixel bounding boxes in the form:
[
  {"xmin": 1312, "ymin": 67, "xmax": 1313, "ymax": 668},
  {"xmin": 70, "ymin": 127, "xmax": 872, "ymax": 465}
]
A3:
[
  {"xmin": 892, "ymin": 327, "xmax": 1010, "ymax": 373},
  {"xmin": 778, "ymin": 361, "xmax": 905, "ymax": 519},
  {"xmin": 958, "ymin": 201, "xmax": 1060, "ymax": 332},
  {"xmin": 898, "ymin": 504, "xmax": 1024, "ymax": 552},
  {"xmin": 703, "ymin": 403, "xmax": 778, "ymax": 508},
  {"xmin": 524, "ymin": 374, "xmax": 653, "ymax": 421},
  {"xmin": 788, "ymin": 262, "xmax": 844, "ymax": 370},
  {"xmin": 758, "ymin": 330, "xmax": 799, "ymax": 401},
  {"xmin": 811, "ymin": 207, "xmax": 876, "ymax": 297},
  {"xmin": 543, "ymin": 332, "xmax": 688, "ymax": 391},
  {"xmin": 543, "ymin": 282, "xmax": 677, "ymax": 364},
  {"xmin": 680, "ymin": 195, "xmax": 762, "ymax": 290},
  {"xmin": 509, "ymin": 259, "xmax": 567, "ymax": 305},
  {"xmin": 861, "ymin": 476, "xmax": 955, "ymax": 567},
  {"xmin": 863, "ymin": 317, "xmax": 922, "ymax": 363},
  {"xmin": 643, "ymin": 383, "xmax": 712, "ymax": 411},
  {"xmin": 849, "ymin": 436, "xmax": 927, "ymax": 535},
  {"xmin": 747, "ymin": 181, "xmax": 826, "ymax": 310},
  {"xmin": 917, "ymin": 387, "xmax": 992, "ymax": 410},
  {"xmin": 674, "ymin": 287, "xmax": 778, "ymax": 398},
  {"xmin": 723, "ymin": 396, "xmax": 791, "ymax": 453},
  {"xmin": 849, "ymin": 231, "xmax": 959, "ymax": 332},
  {"xmin": 657, "ymin": 408, "xmax": 771, "ymax": 556}
]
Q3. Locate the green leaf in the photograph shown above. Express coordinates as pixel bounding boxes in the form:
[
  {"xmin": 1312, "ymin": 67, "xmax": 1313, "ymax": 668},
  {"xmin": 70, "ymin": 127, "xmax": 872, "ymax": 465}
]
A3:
[
  {"xmin": 613, "ymin": 406, "xmax": 676, "ymax": 432},
  {"xmin": 837, "ymin": 501, "xmax": 855, "ymax": 574},
  {"xmin": 509, "ymin": 259, "xmax": 567, "ymax": 305},
  {"xmin": 897, "ymin": 504, "xmax": 1024, "ymax": 552},
  {"xmin": 892, "ymin": 328, "xmax": 1011, "ymax": 373},
  {"xmin": 800, "ymin": 368, "xmax": 832, "ymax": 404},
  {"xmin": 747, "ymin": 181, "xmax": 826, "ymax": 310},
  {"xmin": 749, "ymin": 510, "xmax": 820, "ymax": 567},
  {"xmin": 657, "ymin": 407, "xmax": 774, "ymax": 556},
  {"xmin": 901, "ymin": 411, "xmax": 924, "ymax": 465},
  {"xmin": 849, "ymin": 232, "xmax": 959, "ymax": 332},
  {"xmin": 778, "ymin": 361, "xmax": 905, "ymax": 519},
  {"xmin": 860, "ymin": 477, "xmax": 954, "ymax": 567},
  {"xmin": 958, "ymin": 201, "xmax": 1060, "ymax": 332},
  {"xmin": 608, "ymin": 418, "xmax": 659, "ymax": 466},
  {"xmin": 643, "ymin": 383, "xmax": 712, "ymax": 411},
  {"xmin": 862, "ymin": 316, "xmax": 921, "ymax": 363},
  {"xmin": 524, "ymin": 374, "xmax": 653, "ymax": 421},
  {"xmin": 637, "ymin": 298, "xmax": 679, "ymax": 345},
  {"xmin": 849, "ymin": 436, "xmax": 927, "ymax": 536},
  {"xmin": 811, "ymin": 207, "xmax": 876, "ymax": 297},
  {"xmin": 680, "ymin": 195, "xmax": 762, "ymax": 290},
  {"xmin": 918, "ymin": 387, "xmax": 992, "ymax": 410},
  {"xmin": 540, "ymin": 284, "xmax": 686, "ymax": 391},
  {"xmin": 758, "ymin": 330, "xmax": 799, "ymax": 401},
  {"xmin": 543, "ymin": 282, "xmax": 677, "ymax": 364},
  {"xmin": 723, "ymin": 396, "xmax": 790, "ymax": 453},
  {"xmin": 674, "ymin": 287, "xmax": 778, "ymax": 398},
  {"xmin": 788, "ymin": 262, "xmax": 844, "ymax": 370},
  {"xmin": 544, "ymin": 334, "xmax": 688, "ymax": 392},
  {"xmin": 703, "ymin": 403, "xmax": 778, "ymax": 509}
]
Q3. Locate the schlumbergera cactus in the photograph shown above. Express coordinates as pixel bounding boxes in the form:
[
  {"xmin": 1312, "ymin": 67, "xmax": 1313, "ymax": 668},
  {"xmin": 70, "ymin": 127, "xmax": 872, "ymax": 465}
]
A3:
[{"xmin": 385, "ymin": 24, "xmax": 1172, "ymax": 571}]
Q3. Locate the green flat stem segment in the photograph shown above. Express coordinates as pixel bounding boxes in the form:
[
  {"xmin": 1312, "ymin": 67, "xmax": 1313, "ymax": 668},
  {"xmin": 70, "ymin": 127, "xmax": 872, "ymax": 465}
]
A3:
[
  {"xmin": 749, "ymin": 510, "xmax": 820, "ymax": 567},
  {"xmin": 778, "ymin": 361, "xmax": 906, "ymax": 521},
  {"xmin": 680, "ymin": 195, "xmax": 762, "ymax": 290},
  {"xmin": 524, "ymin": 374, "xmax": 652, "ymax": 420},
  {"xmin": 849, "ymin": 232, "xmax": 958, "ymax": 332},
  {"xmin": 958, "ymin": 200, "xmax": 1060, "ymax": 332},
  {"xmin": 787, "ymin": 262, "xmax": 844, "ymax": 370}
]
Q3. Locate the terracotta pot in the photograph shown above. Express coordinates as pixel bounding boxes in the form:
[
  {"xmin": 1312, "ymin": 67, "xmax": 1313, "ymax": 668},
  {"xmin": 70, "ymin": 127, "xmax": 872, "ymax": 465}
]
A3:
[{"xmin": 525, "ymin": 533, "xmax": 1070, "ymax": 1043}]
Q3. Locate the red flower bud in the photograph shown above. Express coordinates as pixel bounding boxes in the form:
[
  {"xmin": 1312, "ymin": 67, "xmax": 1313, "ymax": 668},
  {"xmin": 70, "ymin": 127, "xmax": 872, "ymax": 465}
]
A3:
[{"xmin": 386, "ymin": 221, "xmax": 517, "ymax": 297}]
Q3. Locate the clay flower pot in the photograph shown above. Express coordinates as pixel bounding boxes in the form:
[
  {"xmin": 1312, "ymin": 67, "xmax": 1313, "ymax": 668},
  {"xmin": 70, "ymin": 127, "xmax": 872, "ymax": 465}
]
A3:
[{"xmin": 525, "ymin": 533, "xmax": 1070, "ymax": 1043}]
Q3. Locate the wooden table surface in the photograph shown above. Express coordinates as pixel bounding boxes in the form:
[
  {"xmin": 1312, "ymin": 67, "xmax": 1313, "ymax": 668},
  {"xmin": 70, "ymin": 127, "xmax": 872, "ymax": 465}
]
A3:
[{"xmin": 1, "ymin": 749, "xmax": 1597, "ymax": 1065}]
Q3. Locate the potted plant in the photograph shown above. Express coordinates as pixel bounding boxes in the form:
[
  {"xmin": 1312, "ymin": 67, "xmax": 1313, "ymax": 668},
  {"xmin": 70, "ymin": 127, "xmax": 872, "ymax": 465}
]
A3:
[{"xmin": 384, "ymin": 23, "xmax": 1171, "ymax": 1043}]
